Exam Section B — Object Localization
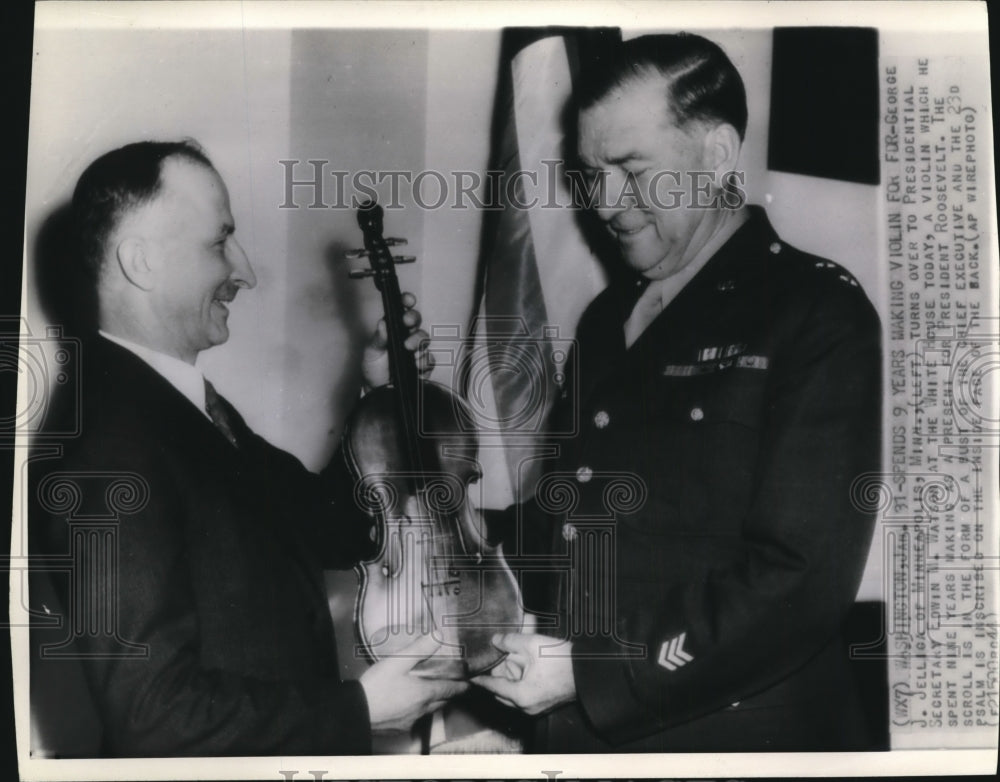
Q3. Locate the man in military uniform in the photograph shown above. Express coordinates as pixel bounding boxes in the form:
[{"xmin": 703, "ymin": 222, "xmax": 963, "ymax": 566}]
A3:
[{"xmin": 475, "ymin": 33, "xmax": 882, "ymax": 752}]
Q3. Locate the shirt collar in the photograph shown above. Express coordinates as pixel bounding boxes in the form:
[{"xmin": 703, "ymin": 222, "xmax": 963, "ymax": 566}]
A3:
[
  {"xmin": 625, "ymin": 207, "xmax": 749, "ymax": 347},
  {"xmin": 98, "ymin": 330, "xmax": 210, "ymax": 419}
]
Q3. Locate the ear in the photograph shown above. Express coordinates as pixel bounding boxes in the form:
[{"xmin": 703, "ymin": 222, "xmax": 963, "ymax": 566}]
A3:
[
  {"xmin": 115, "ymin": 237, "xmax": 155, "ymax": 291},
  {"xmin": 703, "ymin": 122, "xmax": 742, "ymax": 178}
]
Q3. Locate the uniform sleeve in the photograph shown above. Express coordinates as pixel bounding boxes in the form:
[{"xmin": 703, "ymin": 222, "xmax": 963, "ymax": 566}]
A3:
[
  {"xmin": 34, "ymin": 439, "xmax": 372, "ymax": 757},
  {"xmin": 571, "ymin": 285, "xmax": 882, "ymax": 744}
]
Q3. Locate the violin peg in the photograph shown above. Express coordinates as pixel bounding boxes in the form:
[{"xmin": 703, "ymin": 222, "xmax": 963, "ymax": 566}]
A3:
[
  {"xmin": 349, "ymin": 269, "xmax": 375, "ymax": 279},
  {"xmin": 392, "ymin": 255, "xmax": 416, "ymax": 264},
  {"xmin": 384, "ymin": 237, "xmax": 408, "ymax": 246},
  {"xmin": 344, "ymin": 248, "xmax": 369, "ymax": 260}
]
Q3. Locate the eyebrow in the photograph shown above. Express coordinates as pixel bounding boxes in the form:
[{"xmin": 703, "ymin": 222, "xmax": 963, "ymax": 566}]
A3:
[
  {"xmin": 580, "ymin": 151, "xmax": 647, "ymax": 170},
  {"xmin": 605, "ymin": 152, "xmax": 648, "ymax": 166}
]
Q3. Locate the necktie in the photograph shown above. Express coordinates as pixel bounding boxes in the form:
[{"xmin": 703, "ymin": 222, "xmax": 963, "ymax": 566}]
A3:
[{"xmin": 204, "ymin": 379, "xmax": 240, "ymax": 448}]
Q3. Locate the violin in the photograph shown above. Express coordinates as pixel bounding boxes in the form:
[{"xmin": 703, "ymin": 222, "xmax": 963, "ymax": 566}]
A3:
[{"xmin": 343, "ymin": 200, "xmax": 523, "ymax": 679}]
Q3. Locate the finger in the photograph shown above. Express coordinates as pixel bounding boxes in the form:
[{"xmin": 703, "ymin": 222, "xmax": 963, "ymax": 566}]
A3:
[
  {"xmin": 371, "ymin": 319, "xmax": 388, "ymax": 348},
  {"xmin": 403, "ymin": 330, "xmax": 429, "ymax": 352},
  {"xmin": 491, "ymin": 632, "xmax": 537, "ymax": 656},
  {"xmin": 487, "ymin": 656, "xmax": 520, "ymax": 681},
  {"xmin": 495, "ymin": 656, "xmax": 520, "ymax": 678},
  {"xmin": 416, "ymin": 350, "xmax": 435, "ymax": 376},
  {"xmin": 522, "ymin": 613, "xmax": 538, "ymax": 633},
  {"xmin": 503, "ymin": 655, "xmax": 526, "ymax": 681},
  {"xmin": 402, "ymin": 308, "xmax": 422, "ymax": 329},
  {"xmin": 401, "ymin": 292, "xmax": 416, "ymax": 309},
  {"xmin": 498, "ymin": 661, "xmax": 526, "ymax": 682},
  {"xmin": 471, "ymin": 674, "xmax": 519, "ymax": 703},
  {"xmin": 429, "ymin": 679, "xmax": 469, "ymax": 699}
]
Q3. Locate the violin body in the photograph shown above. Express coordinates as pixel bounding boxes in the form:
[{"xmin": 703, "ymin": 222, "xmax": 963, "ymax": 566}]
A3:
[
  {"xmin": 343, "ymin": 200, "xmax": 523, "ymax": 680},
  {"xmin": 344, "ymin": 382, "xmax": 523, "ymax": 679}
]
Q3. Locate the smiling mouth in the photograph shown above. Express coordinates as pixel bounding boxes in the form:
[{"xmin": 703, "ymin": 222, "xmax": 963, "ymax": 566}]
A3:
[
  {"xmin": 212, "ymin": 283, "xmax": 238, "ymax": 311},
  {"xmin": 611, "ymin": 223, "xmax": 648, "ymax": 239}
]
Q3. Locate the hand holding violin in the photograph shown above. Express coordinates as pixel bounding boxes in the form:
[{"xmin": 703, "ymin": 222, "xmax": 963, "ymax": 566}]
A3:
[
  {"xmin": 361, "ymin": 292, "xmax": 434, "ymax": 389},
  {"xmin": 360, "ymin": 633, "xmax": 469, "ymax": 733},
  {"xmin": 473, "ymin": 631, "xmax": 577, "ymax": 716}
]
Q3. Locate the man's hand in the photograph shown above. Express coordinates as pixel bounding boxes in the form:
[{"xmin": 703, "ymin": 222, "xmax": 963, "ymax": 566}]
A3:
[
  {"xmin": 472, "ymin": 633, "xmax": 576, "ymax": 715},
  {"xmin": 361, "ymin": 292, "xmax": 434, "ymax": 389},
  {"xmin": 359, "ymin": 633, "xmax": 468, "ymax": 734}
]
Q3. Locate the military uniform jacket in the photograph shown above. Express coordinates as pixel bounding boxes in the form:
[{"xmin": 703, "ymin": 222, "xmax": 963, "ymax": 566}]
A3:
[
  {"xmin": 30, "ymin": 337, "xmax": 376, "ymax": 756},
  {"xmin": 522, "ymin": 207, "xmax": 882, "ymax": 752}
]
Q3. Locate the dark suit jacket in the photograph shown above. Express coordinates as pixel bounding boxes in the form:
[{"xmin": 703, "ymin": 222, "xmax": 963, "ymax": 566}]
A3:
[
  {"xmin": 30, "ymin": 337, "xmax": 376, "ymax": 756},
  {"xmin": 511, "ymin": 207, "xmax": 882, "ymax": 752}
]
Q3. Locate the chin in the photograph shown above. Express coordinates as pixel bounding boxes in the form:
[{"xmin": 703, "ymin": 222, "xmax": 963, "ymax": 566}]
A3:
[
  {"xmin": 206, "ymin": 326, "xmax": 230, "ymax": 348},
  {"xmin": 622, "ymin": 253, "xmax": 661, "ymax": 275}
]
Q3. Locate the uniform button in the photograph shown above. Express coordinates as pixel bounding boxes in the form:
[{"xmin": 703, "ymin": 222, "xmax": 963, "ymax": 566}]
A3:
[
  {"xmin": 769, "ymin": 241, "xmax": 782, "ymax": 254},
  {"xmin": 575, "ymin": 466, "xmax": 593, "ymax": 483},
  {"xmin": 562, "ymin": 522, "xmax": 578, "ymax": 541},
  {"xmin": 593, "ymin": 410, "xmax": 610, "ymax": 429},
  {"xmin": 689, "ymin": 406, "xmax": 704, "ymax": 421}
]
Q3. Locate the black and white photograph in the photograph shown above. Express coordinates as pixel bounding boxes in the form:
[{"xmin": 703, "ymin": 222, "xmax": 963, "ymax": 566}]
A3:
[{"xmin": 6, "ymin": 1, "xmax": 997, "ymax": 779}]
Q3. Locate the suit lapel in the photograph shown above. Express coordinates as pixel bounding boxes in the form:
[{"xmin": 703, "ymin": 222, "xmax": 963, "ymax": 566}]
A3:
[{"xmin": 90, "ymin": 338, "xmax": 333, "ymax": 609}]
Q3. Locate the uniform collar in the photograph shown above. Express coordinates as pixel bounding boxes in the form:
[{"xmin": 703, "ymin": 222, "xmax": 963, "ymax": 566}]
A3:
[
  {"xmin": 614, "ymin": 205, "xmax": 781, "ymax": 309},
  {"xmin": 691, "ymin": 204, "xmax": 782, "ymax": 284},
  {"xmin": 624, "ymin": 208, "xmax": 750, "ymax": 347}
]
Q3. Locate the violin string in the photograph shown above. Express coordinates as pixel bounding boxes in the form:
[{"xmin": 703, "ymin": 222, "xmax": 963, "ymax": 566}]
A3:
[{"xmin": 357, "ymin": 205, "xmax": 522, "ymax": 674}]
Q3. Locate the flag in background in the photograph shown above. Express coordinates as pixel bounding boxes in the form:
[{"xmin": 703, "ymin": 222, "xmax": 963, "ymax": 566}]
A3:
[{"xmin": 466, "ymin": 27, "xmax": 621, "ymax": 509}]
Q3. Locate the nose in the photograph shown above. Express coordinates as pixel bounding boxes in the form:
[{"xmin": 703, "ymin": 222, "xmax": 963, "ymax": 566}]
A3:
[
  {"xmin": 593, "ymin": 169, "xmax": 633, "ymax": 224},
  {"xmin": 227, "ymin": 237, "xmax": 257, "ymax": 290}
]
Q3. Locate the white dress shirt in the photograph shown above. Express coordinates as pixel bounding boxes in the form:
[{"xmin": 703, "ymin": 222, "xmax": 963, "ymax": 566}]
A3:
[{"xmin": 98, "ymin": 330, "xmax": 211, "ymax": 420}]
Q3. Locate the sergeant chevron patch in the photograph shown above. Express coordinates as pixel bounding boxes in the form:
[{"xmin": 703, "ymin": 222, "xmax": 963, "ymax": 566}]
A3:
[{"xmin": 657, "ymin": 632, "xmax": 694, "ymax": 671}]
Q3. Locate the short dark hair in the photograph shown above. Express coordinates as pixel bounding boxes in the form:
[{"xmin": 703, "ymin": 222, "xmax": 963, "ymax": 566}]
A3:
[
  {"xmin": 577, "ymin": 33, "xmax": 748, "ymax": 141},
  {"xmin": 72, "ymin": 139, "xmax": 214, "ymax": 276}
]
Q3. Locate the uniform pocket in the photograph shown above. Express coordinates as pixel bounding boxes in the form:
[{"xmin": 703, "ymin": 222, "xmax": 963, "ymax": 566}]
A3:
[
  {"xmin": 628, "ymin": 369, "xmax": 771, "ymax": 536},
  {"xmin": 675, "ymin": 368, "xmax": 769, "ymax": 429}
]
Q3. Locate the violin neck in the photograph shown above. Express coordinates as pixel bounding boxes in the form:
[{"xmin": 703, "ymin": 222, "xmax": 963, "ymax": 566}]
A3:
[
  {"xmin": 379, "ymin": 268, "xmax": 421, "ymax": 414},
  {"xmin": 357, "ymin": 212, "xmax": 427, "ymax": 475}
]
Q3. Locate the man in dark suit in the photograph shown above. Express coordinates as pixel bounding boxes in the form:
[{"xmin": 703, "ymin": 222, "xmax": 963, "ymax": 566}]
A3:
[
  {"xmin": 30, "ymin": 140, "xmax": 465, "ymax": 756},
  {"xmin": 475, "ymin": 33, "xmax": 882, "ymax": 752}
]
